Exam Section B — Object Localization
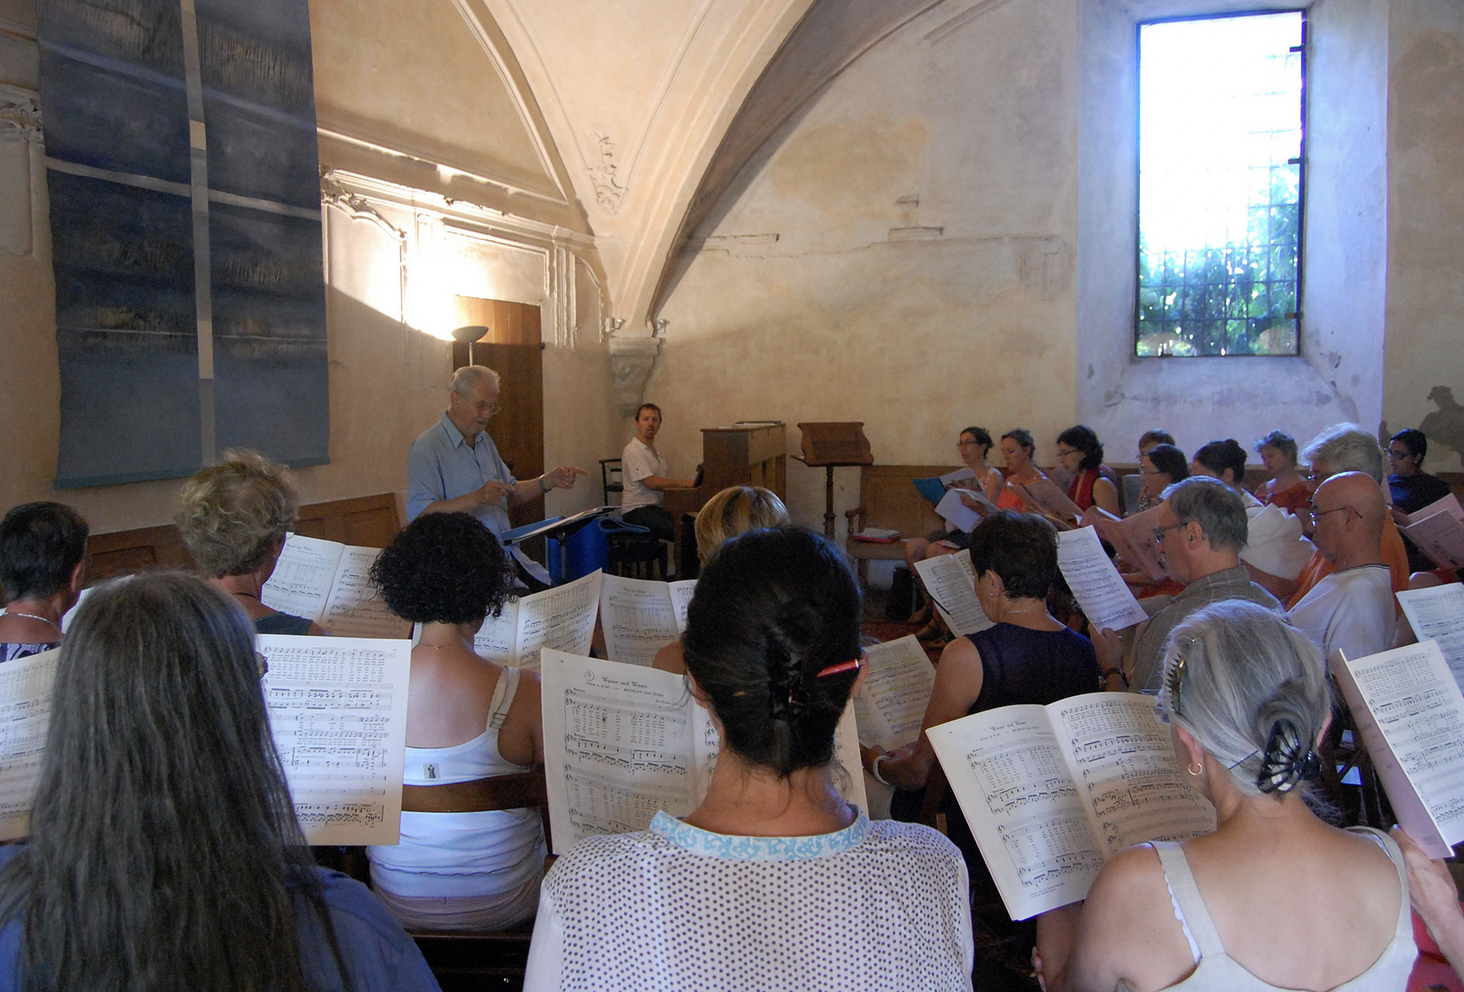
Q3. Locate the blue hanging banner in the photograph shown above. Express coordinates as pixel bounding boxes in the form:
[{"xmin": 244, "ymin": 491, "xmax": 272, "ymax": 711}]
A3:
[{"xmin": 38, "ymin": 0, "xmax": 328, "ymax": 487}]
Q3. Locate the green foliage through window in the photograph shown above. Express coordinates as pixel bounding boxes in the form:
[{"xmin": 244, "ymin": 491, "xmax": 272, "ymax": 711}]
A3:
[{"xmin": 1136, "ymin": 12, "xmax": 1304, "ymax": 357}]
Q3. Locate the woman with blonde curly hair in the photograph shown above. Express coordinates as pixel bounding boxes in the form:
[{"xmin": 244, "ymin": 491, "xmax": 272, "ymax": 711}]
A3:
[
  {"xmin": 652, "ymin": 486, "xmax": 790, "ymax": 674},
  {"xmin": 175, "ymin": 450, "xmax": 326, "ymax": 635}
]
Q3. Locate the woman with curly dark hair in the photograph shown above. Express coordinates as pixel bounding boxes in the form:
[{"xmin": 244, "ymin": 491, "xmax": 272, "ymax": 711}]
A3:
[{"xmin": 367, "ymin": 512, "xmax": 546, "ymax": 931}]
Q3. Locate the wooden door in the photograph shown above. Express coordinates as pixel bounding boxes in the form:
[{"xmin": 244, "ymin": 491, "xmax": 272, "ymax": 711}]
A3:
[{"xmin": 451, "ymin": 298, "xmax": 545, "ymax": 532}]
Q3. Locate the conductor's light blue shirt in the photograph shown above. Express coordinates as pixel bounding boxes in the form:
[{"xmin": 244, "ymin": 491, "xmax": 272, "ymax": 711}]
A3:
[{"xmin": 406, "ymin": 413, "xmax": 516, "ymax": 537}]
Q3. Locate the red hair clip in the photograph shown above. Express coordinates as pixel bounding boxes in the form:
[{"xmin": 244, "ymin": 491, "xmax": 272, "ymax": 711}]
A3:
[{"xmin": 815, "ymin": 659, "xmax": 861, "ymax": 678}]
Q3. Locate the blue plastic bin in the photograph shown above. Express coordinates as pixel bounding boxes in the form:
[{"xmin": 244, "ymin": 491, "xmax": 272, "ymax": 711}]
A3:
[{"xmin": 548, "ymin": 516, "xmax": 649, "ymax": 584}]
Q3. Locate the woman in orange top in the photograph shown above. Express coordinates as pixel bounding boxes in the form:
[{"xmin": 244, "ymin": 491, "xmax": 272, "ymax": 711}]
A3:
[
  {"xmin": 1253, "ymin": 430, "xmax": 1309, "ymax": 514},
  {"xmin": 996, "ymin": 429, "xmax": 1048, "ymax": 510}
]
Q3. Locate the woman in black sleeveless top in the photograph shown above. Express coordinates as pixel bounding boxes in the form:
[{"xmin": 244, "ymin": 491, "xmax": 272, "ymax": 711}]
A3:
[{"xmin": 864, "ymin": 512, "xmax": 1099, "ymax": 949}]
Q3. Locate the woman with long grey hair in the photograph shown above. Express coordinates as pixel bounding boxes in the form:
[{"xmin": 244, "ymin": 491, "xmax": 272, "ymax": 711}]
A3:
[
  {"xmin": 1034, "ymin": 600, "xmax": 1415, "ymax": 991},
  {"xmin": 0, "ymin": 572, "xmax": 438, "ymax": 991}
]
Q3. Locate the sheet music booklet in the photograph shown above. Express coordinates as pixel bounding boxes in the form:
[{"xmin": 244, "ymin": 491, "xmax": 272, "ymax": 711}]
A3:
[
  {"xmin": 1331, "ymin": 640, "xmax": 1464, "ymax": 859},
  {"xmin": 501, "ymin": 505, "xmax": 618, "ymax": 545},
  {"xmin": 1056, "ymin": 527, "xmax": 1150, "ymax": 631},
  {"xmin": 539, "ymin": 649, "xmax": 867, "ymax": 855},
  {"xmin": 854, "ymin": 635, "xmax": 937, "ymax": 751},
  {"xmin": 598, "ymin": 573, "xmax": 697, "ymax": 667},
  {"xmin": 1017, "ymin": 477, "xmax": 1084, "ymax": 523},
  {"xmin": 473, "ymin": 570, "xmax": 603, "ymax": 672},
  {"xmin": 262, "ymin": 533, "xmax": 409, "ymax": 638},
  {"xmin": 1081, "ymin": 505, "xmax": 1172, "ymax": 583},
  {"xmin": 1397, "ymin": 493, "xmax": 1464, "ymax": 571},
  {"xmin": 0, "ymin": 636, "xmax": 413, "ymax": 846},
  {"xmin": 1397, "ymin": 584, "xmax": 1464, "ymax": 694},
  {"xmin": 913, "ymin": 467, "xmax": 979, "ymax": 507},
  {"xmin": 935, "ymin": 488, "xmax": 998, "ymax": 533},
  {"xmin": 927, "ymin": 691, "xmax": 1215, "ymax": 920},
  {"xmin": 911, "ymin": 550, "xmax": 995, "ymax": 637}
]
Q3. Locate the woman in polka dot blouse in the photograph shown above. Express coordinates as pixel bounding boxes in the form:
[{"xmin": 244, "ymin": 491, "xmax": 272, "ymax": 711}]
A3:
[{"xmin": 523, "ymin": 527, "xmax": 974, "ymax": 991}]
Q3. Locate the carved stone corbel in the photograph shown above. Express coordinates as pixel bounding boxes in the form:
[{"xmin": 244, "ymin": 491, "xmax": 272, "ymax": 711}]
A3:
[
  {"xmin": 587, "ymin": 131, "xmax": 626, "ymax": 215},
  {"xmin": 609, "ymin": 334, "xmax": 661, "ymax": 415}
]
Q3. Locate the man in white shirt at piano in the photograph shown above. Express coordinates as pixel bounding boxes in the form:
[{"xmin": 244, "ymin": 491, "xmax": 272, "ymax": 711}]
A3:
[{"xmin": 620, "ymin": 403, "xmax": 698, "ymax": 542}]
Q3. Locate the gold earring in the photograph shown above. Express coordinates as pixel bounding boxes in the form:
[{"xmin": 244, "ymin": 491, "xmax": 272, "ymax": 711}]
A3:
[{"xmin": 1187, "ymin": 761, "xmax": 1203, "ymax": 776}]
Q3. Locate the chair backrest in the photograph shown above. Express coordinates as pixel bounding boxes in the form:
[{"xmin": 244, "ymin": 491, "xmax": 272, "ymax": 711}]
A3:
[
  {"xmin": 400, "ymin": 769, "xmax": 552, "ymax": 840},
  {"xmin": 856, "ymin": 464, "xmax": 949, "ymax": 536},
  {"xmin": 1122, "ymin": 472, "xmax": 1145, "ymax": 515},
  {"xmin": 600, "ymin": 458, "xmax": 624, "ymax": 505}
]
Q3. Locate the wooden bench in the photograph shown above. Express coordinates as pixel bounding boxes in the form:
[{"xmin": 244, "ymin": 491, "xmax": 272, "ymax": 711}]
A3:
[
  {"xmin": 842, "ymin": 465, "xmax": 951, "ymax": 587},
  {"xmin": 85, "ymin": 492, "xmax": 404, "ymax": 584},
  {"xmin": 399, "ymin": 769, "xmax": 553, "ymax": 991}
]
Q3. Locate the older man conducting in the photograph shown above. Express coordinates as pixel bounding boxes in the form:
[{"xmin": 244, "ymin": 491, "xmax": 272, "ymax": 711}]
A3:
[{"xmin": 408, "ymin": 366, "xmax": 586, "ymax": 585}]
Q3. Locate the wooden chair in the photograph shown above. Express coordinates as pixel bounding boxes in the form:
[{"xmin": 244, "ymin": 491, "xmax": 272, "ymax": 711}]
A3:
[
  {"xmin": 843, "ymin": 464, "xmax": 950, "ymax": 587},
  {"xmin": 599, "ymin": 458, "xmax": 624, "ymax": 505},
  {"xmin": 607, "ymin": 531, "xmax": 668, "ymax": 580},
  {"xmin": 397, "ymin": 769, "xmax": 553, "ymax": 992}
]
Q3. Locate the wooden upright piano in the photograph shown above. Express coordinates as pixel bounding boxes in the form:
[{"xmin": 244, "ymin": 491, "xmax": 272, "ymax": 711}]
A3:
[{"xmin": 662, "ymin": 422, "xmax": 787, "ymax": 575}]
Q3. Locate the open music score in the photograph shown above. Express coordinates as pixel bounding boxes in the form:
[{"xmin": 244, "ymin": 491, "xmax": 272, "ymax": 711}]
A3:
[
  {"xmin": 854, "ymin": 635, "xmax": 937, "ymax": 751},
  {"xmin": 1332, "ymin": 640, "xmax": 1464, "ymax": 859},
  {"xmin": 1056, "ymin": 527, "xmax": 1150, "ymax": 631},
  {"xmin": 474, "ymin": 570, "xmax": 602, "ymax": 671},
  {"xmin": 0, "ymin": 649, "xmax": 59, "ymax": 840},
  {"xmin": 259, "ymin": 634, "xmax": 412, "ymax": 845},
  {"xmin": 1398, "ymin": 584, "xmax": 1464, "ymax": 694},
  {"xmin": 927, "ymin": 691, "xmax": 1215, "ymax": 920},
  {"xmin": 0, "ymin": 637, "xmax": 412, "ymax": 846},
  {"xmin": 598, "ymin": 574, "xmax": 697, "ymax": 667},
  {"xmin": 262, "ymin": 533, "xmax": 410, "ymax": 638},
  {"xmin": 912, "ymin": 550, "xmax": 995, "ymax": 637},
  {"xmin": 540, "ymin": 650, "xmax": 866, "ymax": 855}
]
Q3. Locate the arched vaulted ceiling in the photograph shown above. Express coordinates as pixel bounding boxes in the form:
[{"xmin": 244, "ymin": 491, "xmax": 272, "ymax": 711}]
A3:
[{"xmin": 476, "ymin": 0, "xmax": 950, "ymax": 335}]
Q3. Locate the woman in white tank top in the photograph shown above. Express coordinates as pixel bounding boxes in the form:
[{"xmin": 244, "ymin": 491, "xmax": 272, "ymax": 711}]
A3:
[
  {"xmin": 1036, "ymin": 600, "xmax": 1415, "ymax": 992},
  {"xmin": 367, "ymin": 512, "xmax": 546, "ymax": 931}
]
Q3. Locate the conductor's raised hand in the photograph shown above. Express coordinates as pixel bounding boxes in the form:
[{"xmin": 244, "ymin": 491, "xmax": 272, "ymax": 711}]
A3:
[{"xmin": 545, "ymin": 465, "xmax": 589, "ymax": 490}]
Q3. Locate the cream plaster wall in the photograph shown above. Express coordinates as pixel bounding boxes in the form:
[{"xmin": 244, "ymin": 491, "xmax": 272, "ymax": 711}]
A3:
[
  {"xmin": 654, "ymin": 0, "xmax": 1082, "ymax": 535},
  {"xmin": 1382, "ymin": 0, "xmax": 1464, "ymax": 473},
  {"xmin": 309, "ymin": 0, "xmax": 557, "ymax": 199}
]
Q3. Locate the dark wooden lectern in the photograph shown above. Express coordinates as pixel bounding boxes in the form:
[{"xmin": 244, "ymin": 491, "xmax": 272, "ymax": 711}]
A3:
[{"xmin": 794, "ymin": 423, "xmax": 874, "ymax": 538}]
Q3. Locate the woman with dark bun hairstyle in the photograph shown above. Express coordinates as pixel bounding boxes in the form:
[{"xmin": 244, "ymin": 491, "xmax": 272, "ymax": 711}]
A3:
[
  {"xmin": 0, "ymin": 572, "xmax": 437, "ymax": 991},
  {"xmin": 1035, "ymin": 601, "xmax": 1415, "ymax": 991},
  {"xmin": 1191, "ymin": 439, "xmax": 1255, "ymax": 499},
  {"xmin": 524, "ymin": 528, "xmax": 974, "ymax": 991},
  {"xmin": 367, "ymin": 512, "xmax": 546, "ymax": 931}
]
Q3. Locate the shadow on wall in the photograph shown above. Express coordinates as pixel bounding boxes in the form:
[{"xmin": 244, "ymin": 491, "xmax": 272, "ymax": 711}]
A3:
[{"xmin": 1418, "ymin": 386, "xmax": 1464, "ymax": 463}]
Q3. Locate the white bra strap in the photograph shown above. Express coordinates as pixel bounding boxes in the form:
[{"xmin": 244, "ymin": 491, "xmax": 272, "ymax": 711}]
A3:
[
  {"xmin": 486, "ymin": 666, "xmax": 521, "ymax": 731},
  {"xmin": 1151, "ymin": 842, "xmax": 1226, "ymax": 959}
]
